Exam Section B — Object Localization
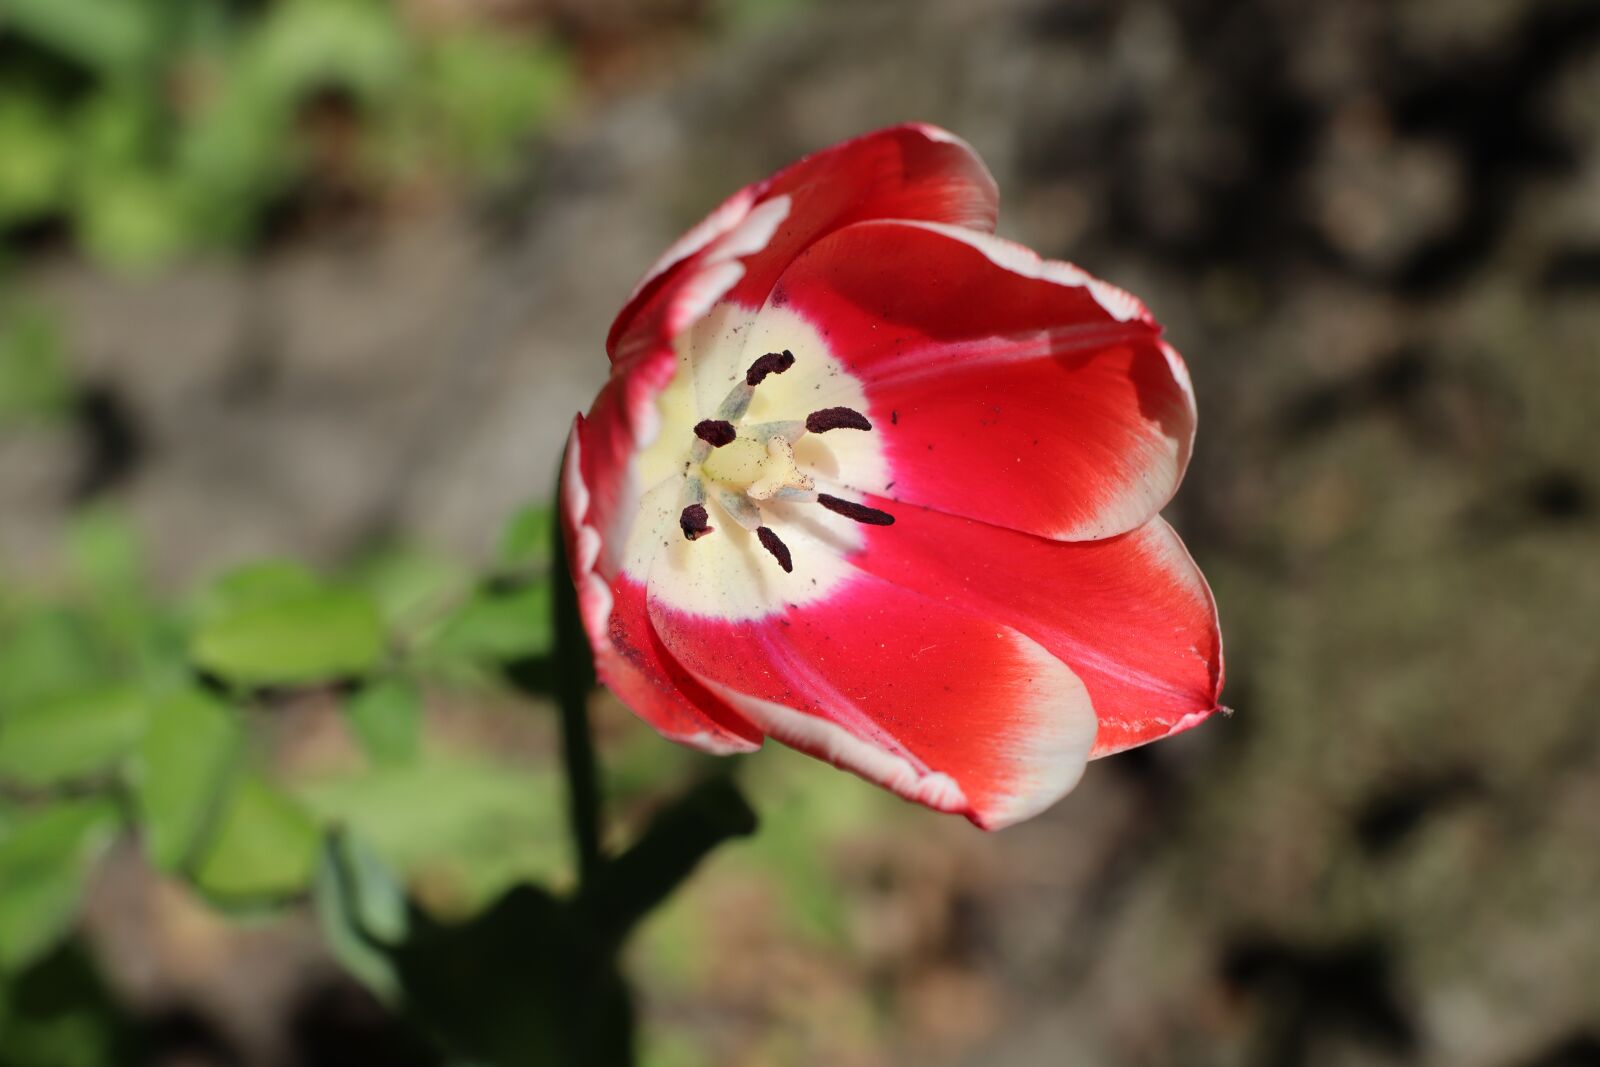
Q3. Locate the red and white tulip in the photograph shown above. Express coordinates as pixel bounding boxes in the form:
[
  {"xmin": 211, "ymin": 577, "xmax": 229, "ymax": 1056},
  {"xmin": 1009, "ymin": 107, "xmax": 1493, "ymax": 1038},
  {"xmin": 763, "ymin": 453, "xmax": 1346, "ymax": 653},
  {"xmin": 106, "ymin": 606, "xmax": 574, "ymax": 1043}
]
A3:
[{"xmin": 562, "ymin": 124, "xmax": 1223, "ymax": 829}]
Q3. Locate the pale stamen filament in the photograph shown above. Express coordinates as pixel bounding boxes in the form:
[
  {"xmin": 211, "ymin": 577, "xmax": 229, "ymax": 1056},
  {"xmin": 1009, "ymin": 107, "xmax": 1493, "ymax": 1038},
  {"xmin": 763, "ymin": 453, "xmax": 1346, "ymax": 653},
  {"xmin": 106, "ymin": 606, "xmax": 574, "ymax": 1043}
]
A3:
[{"xmin": 712, "ymin": 487, "xmax": 764, "ymax": 532}]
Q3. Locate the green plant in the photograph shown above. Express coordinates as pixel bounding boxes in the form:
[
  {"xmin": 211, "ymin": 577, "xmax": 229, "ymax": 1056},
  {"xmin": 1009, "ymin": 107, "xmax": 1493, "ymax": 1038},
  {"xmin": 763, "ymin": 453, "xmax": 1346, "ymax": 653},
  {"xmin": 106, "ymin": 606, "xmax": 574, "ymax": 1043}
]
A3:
[
  {"xmin": 0, "ymin": 498, "xmax": 754, "ymax": 1066},
  {"xmin": 0, "ymin": 0, "xmax": 573, "ymax": 269}
]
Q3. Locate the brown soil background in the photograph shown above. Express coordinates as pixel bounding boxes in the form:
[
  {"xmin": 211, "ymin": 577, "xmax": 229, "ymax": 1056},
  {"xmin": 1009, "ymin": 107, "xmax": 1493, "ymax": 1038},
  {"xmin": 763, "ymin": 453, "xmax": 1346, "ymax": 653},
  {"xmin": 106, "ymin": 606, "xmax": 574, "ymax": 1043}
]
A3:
[{"xmin": 3, "ymin": 0, "xmax": 1598, "ymax": 1065}]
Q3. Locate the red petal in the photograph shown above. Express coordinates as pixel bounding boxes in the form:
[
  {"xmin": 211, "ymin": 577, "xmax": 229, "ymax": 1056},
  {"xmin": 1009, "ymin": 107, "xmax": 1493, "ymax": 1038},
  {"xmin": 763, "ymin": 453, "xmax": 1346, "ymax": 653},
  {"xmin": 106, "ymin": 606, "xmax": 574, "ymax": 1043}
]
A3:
[
  {"xmin": 600, "ymin": 576, "xmax": 765, "ymax": 752},
  {"xmin": 763, "ymin": 220, "xmax": 1196, "ymax": 541},
  {"xmin": 839, "ymin": 497, "xmax": 1223, "ymax": 757},
  {"xmin": 607, "ymin": 124, "xmax": 999, "ymax": 371},
  {"xmin": 562, "ymin": 422, "xmax": 762, "ymax": 754},
  {"xmin": 647, "ymin": 566, "xmax": 1098, "ymax": 830},
  {"xmin": 567, "ymin": 127, "xmax": 1005, "ymax": 756}
]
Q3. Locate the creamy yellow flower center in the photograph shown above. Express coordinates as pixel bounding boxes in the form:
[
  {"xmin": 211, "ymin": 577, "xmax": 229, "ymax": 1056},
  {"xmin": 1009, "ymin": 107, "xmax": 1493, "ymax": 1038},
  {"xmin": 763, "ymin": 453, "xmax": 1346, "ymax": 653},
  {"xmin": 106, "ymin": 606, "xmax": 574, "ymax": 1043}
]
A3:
[
  {"xmin": 620, "ymin": 305, "xmax": 899, "ymax": 603},
  {"xmin": 664, "ymin": 348, "xmax": 892, "ymax": 572}
]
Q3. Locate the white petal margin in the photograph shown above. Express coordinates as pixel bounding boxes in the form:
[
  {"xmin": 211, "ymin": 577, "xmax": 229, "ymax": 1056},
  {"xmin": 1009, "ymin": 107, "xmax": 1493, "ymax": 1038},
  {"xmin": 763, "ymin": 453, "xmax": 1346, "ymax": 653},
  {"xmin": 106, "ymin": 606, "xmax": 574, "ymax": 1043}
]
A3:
[
  {"xmin": 782, "ymin": 218, "xmax": 1196, "ymax": 542},
  {"xmin": 624, "ymin": 187, "xmax": 758, "ymax": 311},
  {"xmin": 966, "ymin": 633, "xmax": 1098, "ymax": 829},
  {"xmin": 703, "ymin": 680, "xmax": 971, "ymax": 814},
  {"xmin": 660, "ymin": 195, "xmax": 793, "ymax": 341},
  {"xmin": 895, "ymin": 220, "xmax": 1156, "ymax": 325},
  {"xmin": 682, "ymin": 623, "xmax": 1099, "ymax": 831},
  {"xmin": 562, "ymin": 420, "xmax": 613, "ymax": 652}
]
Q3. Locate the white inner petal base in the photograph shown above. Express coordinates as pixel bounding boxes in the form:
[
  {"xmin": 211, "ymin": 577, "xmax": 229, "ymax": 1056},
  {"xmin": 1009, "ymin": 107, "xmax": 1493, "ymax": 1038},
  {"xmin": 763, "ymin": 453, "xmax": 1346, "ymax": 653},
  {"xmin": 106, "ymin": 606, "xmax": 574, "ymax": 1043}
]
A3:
[{"xmin": 621, "ymin": 304, "xmax": 889, "ymax": 621}]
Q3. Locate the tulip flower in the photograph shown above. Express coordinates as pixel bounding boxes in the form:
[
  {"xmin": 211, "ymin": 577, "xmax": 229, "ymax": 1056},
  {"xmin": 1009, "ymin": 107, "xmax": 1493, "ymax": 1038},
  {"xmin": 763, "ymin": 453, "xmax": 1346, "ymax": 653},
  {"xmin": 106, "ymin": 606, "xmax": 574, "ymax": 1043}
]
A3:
[{"xmin": 562, "ymin": 124, "xmax": 1223, "ymax": 829}]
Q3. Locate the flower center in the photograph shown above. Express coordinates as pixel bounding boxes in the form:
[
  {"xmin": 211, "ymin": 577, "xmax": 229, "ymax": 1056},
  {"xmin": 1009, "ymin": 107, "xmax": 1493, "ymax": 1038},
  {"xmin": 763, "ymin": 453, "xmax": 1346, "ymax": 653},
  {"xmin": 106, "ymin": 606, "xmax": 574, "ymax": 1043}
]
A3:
[
  {"xmin": 700, "ymin": 434, "xmax": 809, "ymax": 498},
  {"xmin": 677, "ymin": 350, "xmax": 893, "ymax": 573}
]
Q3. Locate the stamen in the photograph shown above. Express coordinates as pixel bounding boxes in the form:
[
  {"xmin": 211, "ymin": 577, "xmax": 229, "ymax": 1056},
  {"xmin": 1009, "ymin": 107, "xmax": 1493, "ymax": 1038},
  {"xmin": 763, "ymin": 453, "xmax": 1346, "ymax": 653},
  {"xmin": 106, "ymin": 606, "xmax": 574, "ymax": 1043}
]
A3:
[
  {"xmin": 679, "ymin": 504, "xmax": 713, "ymax": 540},
  {"xmin": 756, "ymin": 526, "xmax": 793, "ymax": 572},
  {"xmin": 716, "ymin": 352, "xmax": 796, "ymax": 422},
  {"xmin": 746, "ymin": 350, "xmax": 795, "ymax": 386},
  {"xmin": 818, "ymin": 494, "xmax": 895, "ymax": 526},
  {"xmin": 806, "ymin": 406, "xmax": 872, "ymax": 433},
  {"xmin": 693, "ymin": 419, "xmax": 737, "ymax": 447}
]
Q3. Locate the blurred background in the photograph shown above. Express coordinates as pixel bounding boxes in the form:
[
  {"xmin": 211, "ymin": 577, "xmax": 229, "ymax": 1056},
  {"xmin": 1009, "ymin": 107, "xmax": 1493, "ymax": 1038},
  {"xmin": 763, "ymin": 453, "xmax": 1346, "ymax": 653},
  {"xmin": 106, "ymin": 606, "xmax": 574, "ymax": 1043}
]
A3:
[{"xmin": 1, "ymin": 0, "xmax": 1598, "ymax": 1065}]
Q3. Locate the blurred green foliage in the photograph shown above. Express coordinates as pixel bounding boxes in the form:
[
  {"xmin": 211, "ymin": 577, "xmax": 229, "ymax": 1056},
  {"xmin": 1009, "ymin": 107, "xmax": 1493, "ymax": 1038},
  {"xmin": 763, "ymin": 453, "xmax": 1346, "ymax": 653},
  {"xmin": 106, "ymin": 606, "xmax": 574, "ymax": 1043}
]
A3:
[
  {"xmin": 0, "ymin": 0, "xmax": 573, "ymax": 269},
  {"xmin": 0, "ymin": 491, "xmax": 767, "ymax": 1065},
  {"xmin": 0, "ymin": 300, "xmax": 70, "ymax": 425},
  {"xmin": 0, "ymin": 502, "xmax": 567, "ymax": 930},
  {"xmin": 0, "ymin": 496, "xmax": 578, "ymax": 1038},
  {"xmin": 0, "ymin": 943, "xmax": 133, "ymax": 1067}
]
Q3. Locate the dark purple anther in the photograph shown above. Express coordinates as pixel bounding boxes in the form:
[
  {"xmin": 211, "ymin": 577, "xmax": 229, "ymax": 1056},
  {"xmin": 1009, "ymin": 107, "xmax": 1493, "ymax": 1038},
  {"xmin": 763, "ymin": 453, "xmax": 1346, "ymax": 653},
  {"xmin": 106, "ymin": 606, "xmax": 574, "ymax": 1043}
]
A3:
[
  {"xmin": 817, "ymin": 494, "xmax": 894, "ymax": 526},
  {"xmin": 694, "ymin": 419, "xmax": 737, "ymax": 447},
  {"xmin": 746, "ymin": 350, "xmax": 795, "ymax": 386},
  {"xmin": 756, "ymin": 526, "xmax": 793, "ymax": 572},
  {"xmin": 806, "ymin": 406, "xmax": 872, "ymax": 434},
  {"xmin": 679, "ymin": 504, "xmax": 713, "ymax": 540}
]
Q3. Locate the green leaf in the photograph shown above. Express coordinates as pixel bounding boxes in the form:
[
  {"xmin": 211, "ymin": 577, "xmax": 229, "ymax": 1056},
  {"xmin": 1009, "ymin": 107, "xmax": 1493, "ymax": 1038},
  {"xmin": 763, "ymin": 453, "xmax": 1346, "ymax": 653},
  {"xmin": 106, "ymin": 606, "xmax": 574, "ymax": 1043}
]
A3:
[
  {"xmin": 0, "ymin": 686, "xmax": 146, "ymax": 789},
  {"xmin": 348, "ymin": 545, "xmax": 466, "ymax": 632},
  {"xmin": 425, "ymin": 31, "xmax": 571, "ymax": 175},
  {"xmin": 76, "ymin": 169, "xmax": 193, "ymax": 272},
  {"xmin": 332, "ymin": 830, "xmax": 408, "ymax": 945},
  {"xmin": 426, "ymin": 583, "xmax": 552, "ymax": 664},
  {"xmin": 295, "ymin": 756, "xmax": 567, "ymax": 917},
  {"xmin": 192, "ymin": 775, "xmax": 319, "ymax": 901},
  {"xmin": 173, "ymin": 74, "xmax": 295, "ymax": 247},
  {"xmin": 313, "ymin": 831, "xmax": 408, "ymax": 1001},
  {"xmin": 343, "ymin": 678, "xmax": 420, "ymax": 767},
  {"xmin": 190, "ymin": 562, "xmax": 384, "ymax": 686},
  {"xmin": 0, "ymin": 304, "xmax": 71, "ymax": 424},
  {"xmin": 0, "ymin": 610, "xmax": 100, "ymax": 711},
  {"xmin": 0, "ymin": 98, "xmax": 70, "ymax": 228},
  {"xmin": 193, "ymin": 560, "xmax": 323, "ymax": 617},
  {"xmin": 65, "ymin": 508, "xmax": 144, "ymax": 598},
  {"xmin": 59, "ymin": 507, "xmax": 165, "ymax": 661},
  {"xmin": 0, "ymin": 0, "xmax": 157, "ymax": 73},
  {"xmin": 0, "ymin": 801, "xmax": 120, "ymax": 973},
  {"xmin": 245, "ymin": 0, "xmax": 408, "ymax": 106},
  {"xmin": 132, "ymin": 688, "xmax": 241, "ymax": 871},
  {"xmin": 496, "ymin": 504, "xmax": 554, "ymax": 573},
  {"xmin": 0, "ymin": 941, "xmax": 134, "ymax": 1067}
]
